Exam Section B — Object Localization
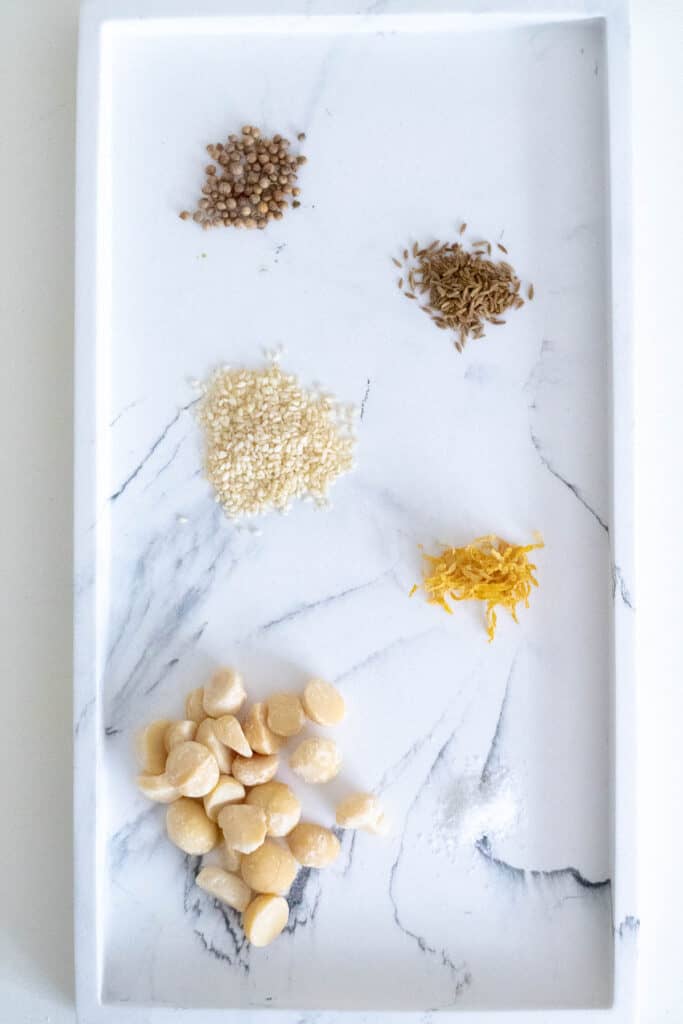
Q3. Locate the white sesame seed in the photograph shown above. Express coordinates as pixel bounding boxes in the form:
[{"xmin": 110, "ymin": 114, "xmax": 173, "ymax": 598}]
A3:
[{"xmin": 198, "ymin": 362, "xmax": 356, "ymax": 518}]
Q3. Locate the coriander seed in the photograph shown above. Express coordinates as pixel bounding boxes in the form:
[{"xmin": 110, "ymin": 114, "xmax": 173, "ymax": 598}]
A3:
[{"xmin": 182, "ymin": 124, "xmax": 307, "ymax": 230}]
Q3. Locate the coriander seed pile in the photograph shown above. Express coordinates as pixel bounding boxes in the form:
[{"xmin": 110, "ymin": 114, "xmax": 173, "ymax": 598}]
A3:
[
  {"xmin": 198, "ymin": 362, "xmax": 356, "ymax": 518},
  {"xmin": 180, "ymin": 125, "xmax": 307, "ymax": 230},
  {"xmin": 394, "ymin": 230, "xmax": 532, "ymax": 351}
]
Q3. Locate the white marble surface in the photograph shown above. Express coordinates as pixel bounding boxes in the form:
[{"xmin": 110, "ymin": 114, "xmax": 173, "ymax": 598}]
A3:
[
  {"xmin": 4, "ymin": 1, "xmax": 683, "ymax": 1023},
  {"xmin": 73, "ymin": 3, "xmax": 635, "ymax": 1019}
]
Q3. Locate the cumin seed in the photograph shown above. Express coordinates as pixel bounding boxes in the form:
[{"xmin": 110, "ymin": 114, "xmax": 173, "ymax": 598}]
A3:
[{"xmin": 394, "ymin": 227, "xmax": 527, "ymax": 349}]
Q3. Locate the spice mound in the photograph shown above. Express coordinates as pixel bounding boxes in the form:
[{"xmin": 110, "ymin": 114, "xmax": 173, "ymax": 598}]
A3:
[
  {"xmin": 411, "ymin": 534, "xmax": 543, "ymax": 641},
  {"xmin": 198, "ymin": 362, "xmax": 356, "ymax": 518},
  {"xmin": 180, "ymin": 124, "xmax": 306, "ymax": 230},
  {"xmin": 394, "ymin": 231, "xmax": 531, "ymax": 351}
]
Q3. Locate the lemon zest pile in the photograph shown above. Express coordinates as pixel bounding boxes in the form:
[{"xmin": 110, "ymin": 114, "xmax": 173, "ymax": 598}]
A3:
[{"xmin": 412, "ymin": 534, "xmax": 544, "ymax": 641}]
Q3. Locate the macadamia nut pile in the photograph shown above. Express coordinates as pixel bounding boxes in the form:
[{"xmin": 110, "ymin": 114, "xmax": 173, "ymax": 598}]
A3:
[{"xmin": 135, "ymin": 667, "xmax": 386, "ymax": 948}]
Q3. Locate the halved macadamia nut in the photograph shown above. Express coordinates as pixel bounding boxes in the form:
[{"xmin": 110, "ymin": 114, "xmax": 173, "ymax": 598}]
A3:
[
  {"xmin": 202, "ymin": 774, "xmax": 246, "ymax": 822},
  {"xmin": 232, "ymin": 753, "xmax": 279, "ymax": 787},
  {"xmin": 136, "ymin": 772, "xmax": 179, "ymax": 804},
  {"xmin": 196, "ymin": 865, "xmax": 251, "ymax": 913},
  {"xmin": 203, "ymin": 668, "xmax": 246, "ymax": 717},
  {"xmin": 242, "ymin": 702, "xmax": 283, "ymax": 755},
  {"xmin": 301, "ymin": 678, "xmax": 345, "ymax": 726},
  {"xmin": 214, "ymin": 715, "xmax": 252, "ymax": 757},
  {"xmin": 165, "ymin": 740, "xmax": 219, "ymax": 798},
  {"xmin": 164, "ymin": 720, "xmax": 197, "ymax": 752},
  {"xmin": 195, "ymin": 717, "xmax": 233, "ymax": 774},
  {"xmin": 135, "ymin": 720, "xmax": 172, "ymax": 774},
  {"xmin": 185, "ymin": 687, "xmax": 205, "ymax": 724}
]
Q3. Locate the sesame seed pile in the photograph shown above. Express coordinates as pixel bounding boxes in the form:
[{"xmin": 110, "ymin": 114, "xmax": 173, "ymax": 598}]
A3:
[
  {"xmin": 180, "ymin": 125, "xmax": 306, "ymax": 231},
  {"xmin": 198, "ymin": 363, "xmax": 356, "ymax": 518}
]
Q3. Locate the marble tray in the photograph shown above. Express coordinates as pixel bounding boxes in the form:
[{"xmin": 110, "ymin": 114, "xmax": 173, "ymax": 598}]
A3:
[{"xmin": 74, "ymin": 0, "xmax": 637, "ymax": 1020}]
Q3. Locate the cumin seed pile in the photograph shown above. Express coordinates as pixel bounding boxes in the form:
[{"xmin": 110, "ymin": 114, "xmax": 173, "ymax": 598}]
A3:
[
  {"xmin": 180, "ymin": 125, "xmax": 307, "ymax": 231},
  {"xmin": 394, "ymin": 229, "xmax": 532, "ymax": 351}
]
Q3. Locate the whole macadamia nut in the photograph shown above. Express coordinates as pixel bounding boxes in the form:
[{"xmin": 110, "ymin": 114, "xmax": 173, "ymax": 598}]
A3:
[
  {"xmin": 287, "ymin": 822, "xmax": 340, "ymax": 867},
  {"xmin": 240, "ymin": 839, "xmax": 298, "ymax": 895},
  {"xmin": 289, "ymin": 737, "xmax": 341, "ymax": 783},
  {"xmin": 218, "ymin": 804, "xmax": 267, "ymax": 854},
  {"xmin": 166, "ymin": 797, "xmax": 218, "ymax": 854}
]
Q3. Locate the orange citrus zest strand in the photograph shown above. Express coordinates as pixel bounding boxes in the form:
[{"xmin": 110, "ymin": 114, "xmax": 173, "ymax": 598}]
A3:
[{"xmin": 413, "ymin": 533, "xmax": 544, "ymax": 642}]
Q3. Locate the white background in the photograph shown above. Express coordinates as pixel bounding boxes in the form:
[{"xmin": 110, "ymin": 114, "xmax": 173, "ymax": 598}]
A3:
[{"xmin": 0, "ymin": 1, "xmax": 680, "ymax": 1022}]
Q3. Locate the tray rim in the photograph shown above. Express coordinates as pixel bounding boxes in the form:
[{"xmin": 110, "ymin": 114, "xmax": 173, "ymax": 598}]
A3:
[{"xmin": 73, "ymin": 0, "xmax": 637, "ymax": 1020}]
